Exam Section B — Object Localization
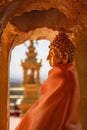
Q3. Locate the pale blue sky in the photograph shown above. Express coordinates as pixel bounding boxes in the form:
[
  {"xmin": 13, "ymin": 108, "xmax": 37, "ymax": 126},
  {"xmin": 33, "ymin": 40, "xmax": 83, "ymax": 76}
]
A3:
[{"xmin": 10, "ymin": 40, "xmax": 51, "ymax": 82}]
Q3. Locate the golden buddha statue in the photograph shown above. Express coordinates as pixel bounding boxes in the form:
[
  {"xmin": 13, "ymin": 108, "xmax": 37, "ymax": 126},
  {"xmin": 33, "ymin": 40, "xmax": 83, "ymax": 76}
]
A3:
[
  {"xmin": 15, "ymin": 28, "xmax": 81, "ymax": 130},
  {"xmin": 47, "ymin": 28, "xmax": 75, "ymax": 66}
]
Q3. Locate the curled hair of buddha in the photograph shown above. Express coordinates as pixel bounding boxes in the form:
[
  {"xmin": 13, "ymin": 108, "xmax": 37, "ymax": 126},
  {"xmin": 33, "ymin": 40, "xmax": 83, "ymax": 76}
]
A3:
[{"xmin": 49, "ymin": 28, "xmax": 76, "ymax": 63}]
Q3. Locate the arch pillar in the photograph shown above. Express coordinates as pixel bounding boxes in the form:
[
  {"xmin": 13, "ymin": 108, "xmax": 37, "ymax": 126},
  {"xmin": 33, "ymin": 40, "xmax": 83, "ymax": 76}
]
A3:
[
  {"xmin": 75, "ymin": 29, "xmax": 87, "ymax": 130},
  {"xmin": 0, "ymin": 23, "xmax": 17, "ymax": 130},
  {"xmin": 0, "ymin": 45, "xmax": 10, "ymax": 130}
]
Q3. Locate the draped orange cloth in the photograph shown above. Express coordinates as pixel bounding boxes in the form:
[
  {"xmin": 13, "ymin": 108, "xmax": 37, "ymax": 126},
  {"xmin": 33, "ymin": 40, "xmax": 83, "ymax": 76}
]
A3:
[{"xmin": 15, "ymin": 63, "xmax": 81, "ymax": 130}]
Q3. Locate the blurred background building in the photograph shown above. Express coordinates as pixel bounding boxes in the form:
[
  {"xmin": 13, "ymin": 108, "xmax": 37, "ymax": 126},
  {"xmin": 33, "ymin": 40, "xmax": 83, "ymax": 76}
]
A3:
[{"xmin": 10, "ymin": 40, "xmax": 50, "ymax": 117}]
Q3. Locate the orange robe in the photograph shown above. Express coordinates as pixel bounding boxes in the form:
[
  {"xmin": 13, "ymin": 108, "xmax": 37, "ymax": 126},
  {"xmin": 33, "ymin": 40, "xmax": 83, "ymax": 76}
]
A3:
[{"xmin": 15, "ymin": 63, "xmax": 81, "ymax": 130}]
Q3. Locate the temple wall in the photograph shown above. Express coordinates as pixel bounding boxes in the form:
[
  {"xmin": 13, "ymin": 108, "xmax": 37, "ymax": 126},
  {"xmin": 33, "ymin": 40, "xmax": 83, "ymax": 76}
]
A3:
[
  {"xmin": 0, "ymin": 46, "xmax": 9, "ymax": 130},
  {"xmin": 0, "ymin": 26, "xmax": 16, "ymax": 130},
  {"xmin": 76, "ymin": 32, "xmax": 87, "ymax": 130}
]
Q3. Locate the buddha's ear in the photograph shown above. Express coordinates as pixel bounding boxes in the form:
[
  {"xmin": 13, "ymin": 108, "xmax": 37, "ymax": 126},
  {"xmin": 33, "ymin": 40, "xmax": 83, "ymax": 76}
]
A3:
[{"xmin": 63, "ymin": 52, "xmax": 69, "ymax": 63}]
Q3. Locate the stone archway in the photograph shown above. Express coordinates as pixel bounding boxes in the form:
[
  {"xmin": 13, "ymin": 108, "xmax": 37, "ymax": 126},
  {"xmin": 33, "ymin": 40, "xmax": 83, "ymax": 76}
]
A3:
[
  {"xmin": 0, "ymin": 23, "xmax": 58, "ymax": 130},
  {"xmin": 1, "ymin": 24, "xmax": 87, "ymax": 130}
]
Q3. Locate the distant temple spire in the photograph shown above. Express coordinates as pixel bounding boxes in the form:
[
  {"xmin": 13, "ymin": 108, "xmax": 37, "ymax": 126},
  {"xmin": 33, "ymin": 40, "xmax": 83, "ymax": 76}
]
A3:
[
  {"xmin": 26, "ymin": 40, "xmax": 37, "ymax": 61},
  {"xmin": 19, "ymin": 40, "xmax": 42, "ymax": 116},
  {"xmin": 21, "ymin": 40, "xmax": 42, "ymax": 84}
]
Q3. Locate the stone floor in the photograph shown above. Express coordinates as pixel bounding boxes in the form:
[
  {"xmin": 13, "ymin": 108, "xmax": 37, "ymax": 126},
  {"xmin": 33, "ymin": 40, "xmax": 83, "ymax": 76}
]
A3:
[{"xmin": 10, "ymin": 117, "xmax": 21, "ymax": 130}]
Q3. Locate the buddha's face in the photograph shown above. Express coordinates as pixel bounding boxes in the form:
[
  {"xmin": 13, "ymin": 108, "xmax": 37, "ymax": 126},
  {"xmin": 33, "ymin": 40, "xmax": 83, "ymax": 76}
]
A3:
[{"xmin": 47, "ymin": 48, "xmax": 63, "ymax": 67}]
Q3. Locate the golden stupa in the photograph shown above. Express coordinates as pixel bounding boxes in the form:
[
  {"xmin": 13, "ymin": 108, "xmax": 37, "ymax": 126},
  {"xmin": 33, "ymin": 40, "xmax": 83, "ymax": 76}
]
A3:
[{"xmin": 19, "ymin": 40, "xmax": 42, "ymax": 116}]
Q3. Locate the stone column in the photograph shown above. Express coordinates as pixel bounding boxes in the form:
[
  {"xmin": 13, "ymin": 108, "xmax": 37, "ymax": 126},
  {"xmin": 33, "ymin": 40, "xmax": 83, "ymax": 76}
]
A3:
[
  {"xmin": 75, "ymin": 29, "xmax": 87, "ymax": 130},
  {"xmin": 0, "ymin": 23, "xmax": 17, "ymax": 130},
  {"xmin": 77, "ymin": 43, "xmax": 87, "ymax": 130},
  {"xmin": 0, "ymin": 45, "xmax": 10, "ymax": 130}
]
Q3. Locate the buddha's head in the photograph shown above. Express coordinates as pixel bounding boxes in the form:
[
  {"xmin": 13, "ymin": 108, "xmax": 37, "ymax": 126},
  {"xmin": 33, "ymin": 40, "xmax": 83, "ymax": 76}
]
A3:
[{"xmin": 47, "ymin": 28, "xmax": 76, "ymax": 67}]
